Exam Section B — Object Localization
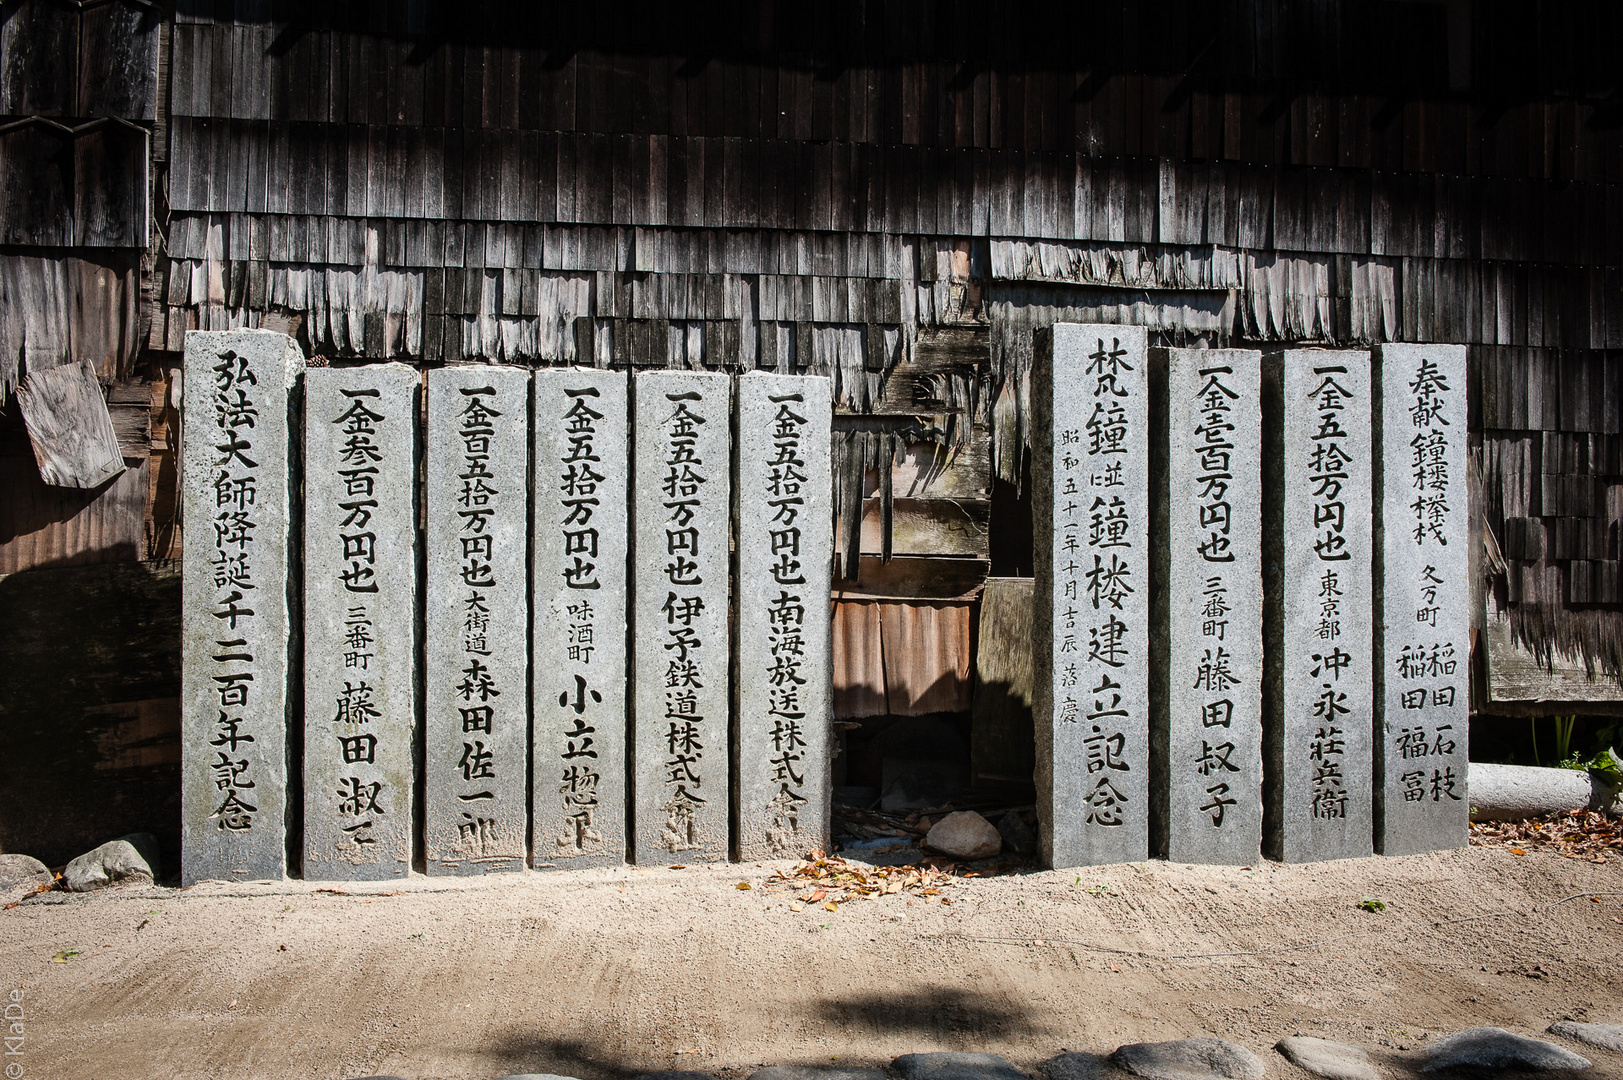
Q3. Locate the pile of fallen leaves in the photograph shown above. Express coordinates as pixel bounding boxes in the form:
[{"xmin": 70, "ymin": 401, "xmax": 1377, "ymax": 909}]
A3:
[
  {"xmin": 1470, "ymin": 809, "xmax": 1623, "ymax": 863},
  {"xmin": 755, "ymin": 851, "xmax": 960, "ymax": 911}
]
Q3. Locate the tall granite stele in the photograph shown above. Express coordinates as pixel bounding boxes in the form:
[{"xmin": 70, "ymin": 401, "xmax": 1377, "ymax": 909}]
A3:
[
  {"xmin": 181, "ymin": 329, "xmax": 303, "ymax": 885},
  {"xmin": 425, "ymin": 365, "xmax": 530, "ymax": 875},
  {"xmin": 1152, "ymin": 348, "xmax": 1264, "ymax": 865},
  {"xmin": 734, "ymin": 372, "xmax": 834, "ymax": 861},
  {"xmin": 532, "ymin": 368, "xmax": 629, "ymax": 868},
  {"xmin": 303, "ymin": 364, "xmax": 418, "ymax": 880},
  {"xmin": 1374, "ymin": 344, "xmax": 1469, "ymax": 855},
  {"xmin": 1034, "ymin": 323, "xmax": 1150, "ymax": 869},
  {"xmin": 1264, "ymin": 349, "xmax": 1374, "ymax": 862},
  {"xmin": 632, "ymin": 370, "xmax": 732, "ymax": 864}
]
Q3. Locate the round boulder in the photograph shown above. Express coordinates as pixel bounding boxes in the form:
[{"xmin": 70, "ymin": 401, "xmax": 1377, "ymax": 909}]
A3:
[{"xmin": 924, "ymin": 811, "xmax": 1002, "ymax": 861}]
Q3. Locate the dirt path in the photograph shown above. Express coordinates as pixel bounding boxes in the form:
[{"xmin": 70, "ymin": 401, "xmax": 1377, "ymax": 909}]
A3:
[{"xmin": 2, "ymin": 846, "xmax": 1621, "ymax": 1080}]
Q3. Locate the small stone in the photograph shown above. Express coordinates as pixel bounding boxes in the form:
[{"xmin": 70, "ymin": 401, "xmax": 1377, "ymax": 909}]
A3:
[
  {"xmin": 1421, "ymin": 1027, "xmax": 1591, "ymax": 1072},
  {"xmin": 893, "ymin": 1051, "xmax": 1028, "ymax": 1080},
  {"xmin": 0, "ymin": 854, "xmax": 51, "ymax": 891},
  {"xmin": 1110, "ymin": 1037, "xmax": 1265, "ymax": 1080},
  {"xmin": 997, "ymin": 810, "xmax": 1040, "ymax": 856},
  {"xmin": 751, "ymin": 1067, "xmax": 887, "ymax": 1080},
  {"xmin": 1549, "ymin": 1021, "xmax": 1623, "ymax": 1053},
  {"xmin": 925, "ymin": 811, "xmax": 1003, "ymax": 861},
  {"xmin": 494, "ymin": 1074, "xmax": 588, "ymax": 1080},
  {"xmin": 63, "ymin": 835, "xmax": 158, "ymax": 892},
  {"xmin": 1040, "ymin": 1052, "xmax": 1130, "ymax": 1080},
  {"xmin": 1275, "ymin": 1036, "xmax": 1380, "ymax": 1080}
]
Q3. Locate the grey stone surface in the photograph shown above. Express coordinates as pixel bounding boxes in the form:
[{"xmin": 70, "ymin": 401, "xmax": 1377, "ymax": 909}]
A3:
[
  {"xmin": 1549, "ymin": 1021, "xmax": 1623, "ymax": 1053},
  {"xmin": 532, "ymin": 368, "xmax": 629, "ymax": 869},
  {"xmin": 303, "ymin": 364, "xmax": 417, "ymax": 881},
  {"xmin": 424, "ymin": 366, "xmax": 530, "ymax": 875},
  {"xmin": 734, "ymin": 372, "xmax": 834, "ymax": 861},
  {"xmin": 1110, "ymin": 1038, "xmax": 1265, "ymax": 1080},
  {"xmin": 0, "ymin": 854, "xmax": 50, "ymax": 890},
  {"xmin": 1275, "ymin": 1036, "xmax": 1380, "ymax": 1080},
  {"xmin": 750, "ymin": 1068, "xmax": 887, "ymax": 1080},
  {"xmin": 494, "ymin": 1075, "xmax": 588, "ymax": 1080},
  {"xmin": 632, "ymin": 371, "xmax": 732, "ymax": 863},
  {"xmin": 1266, "ymin": 349, "xmax": 1374, "ymax": 863},
  {"xmin": 893, "ymin": 1051, "xmax": 1028, "ymax": 1080},
  {"xmin": 1373, "ymin": 344, "xmax": 1469, "ymax": 856},
  {"xmin": 181, "ymin": 330, "xmax": 302, "ymax": 885},
  {"xmin": 925, "ymin": 810, "xmax": 1002, "ymax": 860},
  {"xmin": 64, "ymin": 836, "xmax": 155, "ymax": 891},
  {"xmin": 1468, "ymin": 763, "xmax": 1594, "ymax": 821},
  {"xmin": 1034, "ymin": 324, "xmax": 1151, "ymax": 869},
  {"xmin": 1420, "ymin": 1027, "xmax": 1591, "ymax": 1072},
  {"xmin": 1157, "ymin": 348, "xmax": 1263, "ymax": 866},
  {"xmin": 635, "ymin": 1073, "xmax": 717, "ymax": 1080},
  {"xmin": 1040, "ymin": 1053, "xmax": 1129, "ymax": 1080}
]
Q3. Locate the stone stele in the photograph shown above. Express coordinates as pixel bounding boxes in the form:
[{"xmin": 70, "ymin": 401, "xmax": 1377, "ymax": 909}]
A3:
[
  {"xmin": 1034, "ymin": 323, "xmax": 1150, "ymax": 869},
  {"xmin": 632, "ymin": 370, "xmax": 732, "ymax": 864},
  {"xmin": 303, "ymin": 363, "xmax": 418, "ymax": 880},
  {"xmin": 1374, "ymin": 343, "xmax": 1469, "ymax": 855},
  {"xmin": 734, "ymin": 372, "xmax": 834, "ymax": 861},
  {"xmin": 532, "ymin": 368, "xmax": 629, "ymax": 869},
  {"xmin": 1266, "ymin": 349, "xmax": 1374, "ymax": 863},
  {"xmin": 424, "ymin": 365, "xmax": 530, "ymax": 875},
  {"xmin": 181, "ymin": 329, "xmax": 303, "ymax": 885},
  {"xmin": 1157, "ymin": 347, "xmax": 1263, "ymax": 866}
]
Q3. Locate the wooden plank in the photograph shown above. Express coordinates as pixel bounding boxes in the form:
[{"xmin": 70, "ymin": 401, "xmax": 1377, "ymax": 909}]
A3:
[
  {"xmin": 857, "ymin": 497, "xmax": 990, "ymax": 558},
  {"xmin": 14, "ymin": 360, "xmax": 124, "ymax": 489}
]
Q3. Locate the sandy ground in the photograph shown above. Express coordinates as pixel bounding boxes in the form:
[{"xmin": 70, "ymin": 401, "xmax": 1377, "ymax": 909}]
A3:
[{"xmin": 1, "ymin": 846, "xmax": 1621, "ymax": 1080}]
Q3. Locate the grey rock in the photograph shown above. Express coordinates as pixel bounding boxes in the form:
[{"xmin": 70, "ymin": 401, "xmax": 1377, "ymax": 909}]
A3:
[
  {"xmin": 532, "ymin": 369, "xmax": 629, "ymax": 869},
  {"xmin": 631, "ymin": 371, "xmax": 733, "ymax": 863},
  {"xmin": 1373, "ymin": 344, "xmax": 1470, "ymax": 857},
  {"xmin": 1549, "ymin": 1021, "xmax": 1623, "ymax": 1053},
  {"xmin": 1421, "ymin": 1027, "xmax": 1591, "ymax": 1072},
  {"xmin": 735, "ymin": 372, "xmax": 834, "ymax": 860},
  {"xmin": 1033, "ymin": 323, "xmax": 1151, "ymax": 869},
  {"xmin": 1158, "ymin": 347, "xmax": 1264, "ymax": 866},
  {"xmin": 636, "ymin": 1073, "xmax": 717, "ymax": 1080},
  {"xmin": 1110, "ymin": 1037, "xmax": 1265, "ymax": 1080},
  {"xmin": 750, "ymin": 1067, "xmax": 887, "ymax": 1080},
  {"xmin": 1275, "ymin": 1036, "xmax": 1380, "ymax": 1080},
  {"xmin": 181, "ymin": 330, "xmax": 301, "ymax": 885},
  {"xmin": 64, "ymin": 836, "xmax": 156, "ymax": 892},
  {"xmin": 303, "ymin": 364, "xmax": 417, "ymax": 881},
  {"xmin": 997, "ymin": 810, "xmax": 1040, "ymax": 856},
  {"xmin": 1040, "ymin": 1052, "xmax": 1131, "ymax": 1080},
  {"xmin": 893, "ymin": 1051, "xmax": 1027, "ymax": 1080},
  {"xmin": 494, "ymin": 1074, "xmax": 588, "ymax": 1080},
  {"xmin": 0, "ymin": 854, "xmax": 51, "ymax": 890},
  {"xmin": 1266, "ymin": 349, "xmax": 1375, "ymax": 864},
  {"xmin": 926, "ymin": 811, "xmax": 1003, "ymax": 860},
  {"xmin": 1469, "ymin": 764, "xmax": 1593, "ymax": 823}
]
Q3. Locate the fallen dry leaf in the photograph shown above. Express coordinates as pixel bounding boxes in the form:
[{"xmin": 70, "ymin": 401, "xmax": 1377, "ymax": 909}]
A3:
[{"xmin": 823, "ymin": 901, "xmax": 838, "ymax": 913}]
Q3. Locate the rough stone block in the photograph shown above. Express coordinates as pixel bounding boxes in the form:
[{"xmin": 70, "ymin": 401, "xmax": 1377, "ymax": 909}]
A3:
[
  {"xmin": 1274, "ymin": 1036, "xmax": 1380, "ymax": 1080},
  {"xmin": 1156, "ymin": 348, "xmax": 1263, "ymax": 865},
  {"xmin": 532, "ymin": 368, "xmax": 629, "ymax": 869},
  {"xmin": 1265, "ymin": 350, "xmax": 1374, "ymax": 863},
  {"xmin": 181, "ymin": 329, "xmax": 302, "ymax": 885},
  {"xmin": 303, "ymin": 364, "xmax": 418, "ymax": 880},
  {"xmin": 424, "ymin": 366, "xmax": 530, "ymax": 875},
  {"xmin": 632, "ymin": 371, "xmax": 732, "ymax": 863},
  {"xmin": 734, "ymin": 372, "xmax": 833, "ymax": 861},
  {"xmin": 1034, "ymin": 324, "xmax": 1150, "ymax": 869},
  {"xmin": 1374, "ymin": 344, "xmax": 1469, "ymax": 855},
  {"xmin": 1421, "ymin": 1027, "xmax": 1591, "ymax": 1072}
]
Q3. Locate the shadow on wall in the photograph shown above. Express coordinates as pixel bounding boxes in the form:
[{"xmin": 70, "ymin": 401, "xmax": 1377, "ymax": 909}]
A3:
[{"xmin": 0, "ymin": 559, "xmax": 181, "ymax": 869}]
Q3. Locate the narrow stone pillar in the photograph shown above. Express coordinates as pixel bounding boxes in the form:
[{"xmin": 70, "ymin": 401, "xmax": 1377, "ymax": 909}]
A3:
[
  {"xmin": 181, "ymin": 329, "xmax": 303, "ymax": 885},
  {"xmin": 302, "ymin": 364, "xmax": 418, "ymax": 880},
  {"xmin": 631, "ymin": 371, "xmax": 732, "ymax": 864},
  {"xmin": 1034, "ymin": 323, "xmax": 1150, "ymax": 869},
  {"xmin": 1156, "ymin": 348, "xmax": 1264, "ymax": 865},
  {"xmin": 532, "ymin": 368, "xmax": 629, "ymax": 868},
  {"xmin": 1374, "ymin": 344, "xmax": 1469, "ymax": 855},
  {"xmin": 424, "ymin": 366, "xmax": 530, "ymax": 875},
  {"xmin": 734, "ymin": 373, "xmax": 833, "ymax": 861},
  {"xmin": 1265, "ymin": 349, "xmax": 1374, "ymax": 863}
]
